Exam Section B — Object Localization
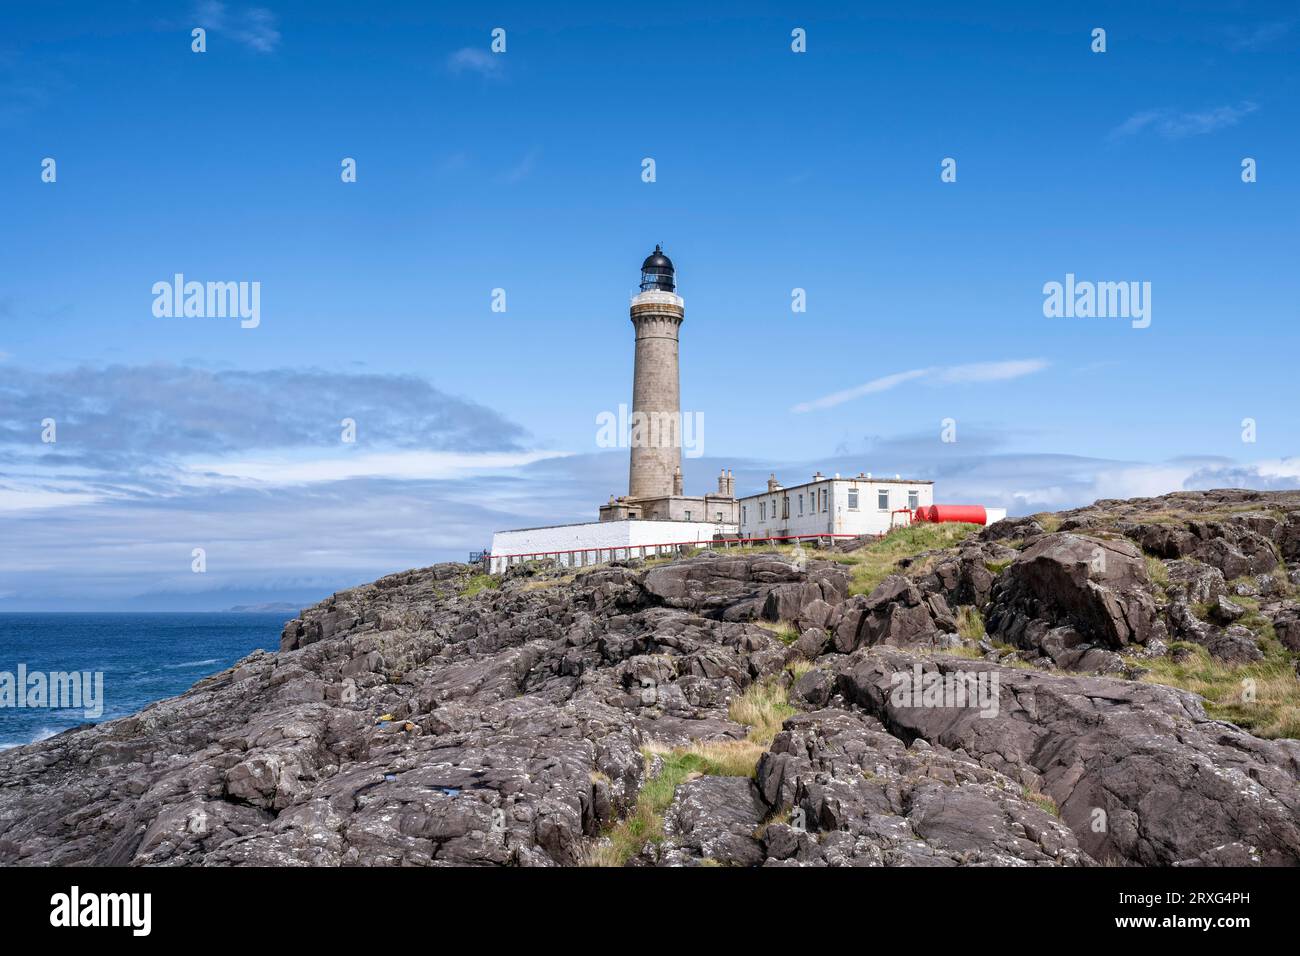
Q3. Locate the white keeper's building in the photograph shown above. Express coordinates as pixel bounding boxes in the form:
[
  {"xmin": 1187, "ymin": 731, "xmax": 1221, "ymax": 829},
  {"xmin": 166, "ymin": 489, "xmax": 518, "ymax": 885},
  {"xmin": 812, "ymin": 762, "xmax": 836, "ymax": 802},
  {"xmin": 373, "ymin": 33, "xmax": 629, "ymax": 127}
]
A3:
[{"xmin": 740, "ymin": 472, "xmax": 935, "ymax": 540}]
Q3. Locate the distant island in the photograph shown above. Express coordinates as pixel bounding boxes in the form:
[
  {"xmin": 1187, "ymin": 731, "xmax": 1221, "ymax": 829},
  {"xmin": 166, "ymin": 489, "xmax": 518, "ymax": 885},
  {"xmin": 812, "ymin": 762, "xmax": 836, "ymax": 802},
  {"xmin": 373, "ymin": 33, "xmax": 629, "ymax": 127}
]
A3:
[{"xmin": 224, "ymin": 603, "xmax": 301, "ymax": 614}]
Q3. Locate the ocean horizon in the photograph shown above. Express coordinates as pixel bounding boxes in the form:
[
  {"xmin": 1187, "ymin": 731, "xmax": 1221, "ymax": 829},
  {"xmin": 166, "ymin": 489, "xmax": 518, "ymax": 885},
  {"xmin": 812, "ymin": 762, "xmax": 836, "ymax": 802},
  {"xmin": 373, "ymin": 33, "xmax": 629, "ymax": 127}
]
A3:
[{"xmin": 0, "ymin": 612, "xmax": 289, "ymax": 751}]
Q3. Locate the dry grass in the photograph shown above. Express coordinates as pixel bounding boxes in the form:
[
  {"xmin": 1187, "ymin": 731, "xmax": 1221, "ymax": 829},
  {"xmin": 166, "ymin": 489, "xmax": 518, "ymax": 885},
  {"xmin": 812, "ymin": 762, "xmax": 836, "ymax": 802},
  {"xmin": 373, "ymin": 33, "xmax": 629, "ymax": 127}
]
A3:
[
  {"xmin": 841, "ymin": 523, "xmax": 983, "ymax": 597},
  {"xmin": 1021, "ymin": 785, "xmax": 1060, "ymax": 817},
  {"xmin": 517, "ymin": 572, "xmax": 578, "ymax": 592},
  {"xmin": 1144, "ymin": 555, "xmax": 1169, "ymax": 591},
  {"xmin": 786, "ymin": 659, "xmax": 815, "ymax": 679},
  {"xmin": 728, "ymin": 680, "xmax": 797, "ymax": 744},
  {"xmin": 956, "ymin": 605, "xmax": 986, "ymax": 641},
  {"xmin": 1133, "ymin": 639, "xmax": 1300, "ymax": 739},
  {"xmin": 584, "ymin": 681, "xmax": 797, "ymax": 866},
  {"xmin": 1034, "ymin": 513, "xmax": 1062, "ymax": 533},
  {"xmin": 754, "ymin": 619, "xmax": 800, "ymax": 646}
]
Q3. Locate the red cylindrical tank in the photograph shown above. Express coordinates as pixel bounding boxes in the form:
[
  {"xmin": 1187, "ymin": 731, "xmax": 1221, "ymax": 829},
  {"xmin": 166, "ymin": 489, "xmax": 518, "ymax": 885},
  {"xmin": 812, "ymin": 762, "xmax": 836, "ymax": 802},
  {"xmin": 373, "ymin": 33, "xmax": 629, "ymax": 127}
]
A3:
[
  {"xmin": 913, "ymin": 506, "xmax": 934, "ymax": 523},
  {"xmin": 928, "ymin": 505, "xmax": 988, "ymax": 525}
]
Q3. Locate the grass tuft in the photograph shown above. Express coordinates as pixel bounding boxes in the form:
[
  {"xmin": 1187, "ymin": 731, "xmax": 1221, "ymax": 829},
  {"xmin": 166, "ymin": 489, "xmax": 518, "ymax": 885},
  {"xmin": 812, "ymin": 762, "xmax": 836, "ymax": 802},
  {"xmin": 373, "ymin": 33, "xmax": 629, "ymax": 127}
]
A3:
[
  {"xmin": 1132, "ymin": 639, "xmax": 1300, "ymax": 739},
  {"xmin": 956, "ymin": 605, "xmax": 986, "ymax": 641},
  {"xmin": 584, "ymin": 681, "xmax": 797, "ymax": 867},
  {"xmin": 459, "ymin": 573, "xmax": 501, "ymax": 598},
  {"xmin": 754, "ymin": 620, "xmax": 800, "ymax": 645},
  {"xmin": 1021, "ymin": 785, "xmax": 1060, "ymax": 817},
  {"xmin": 842, "ymin": 523, "xmax": 983, "ymax": 597}
]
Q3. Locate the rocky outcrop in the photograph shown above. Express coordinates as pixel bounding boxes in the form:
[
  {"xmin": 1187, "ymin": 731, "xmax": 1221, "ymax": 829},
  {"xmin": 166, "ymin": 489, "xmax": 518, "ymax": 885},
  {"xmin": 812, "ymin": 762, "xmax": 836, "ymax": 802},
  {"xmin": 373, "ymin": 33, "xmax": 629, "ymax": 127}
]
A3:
[
  {"xmin": 914, "ymin": 539, "xmax": 1018, "ymax": 608},
  {"xmin": 2, "ymin": 490, "xmax": 1299, "ymax": 868},
  {"xmin": 753, "ymin": 708, "xmax": 1086, "ymax": 866},
  {"xmin": 828, "ymin": 575, "xmax": 958, "ymax": 653},
  {"xmin": 983, "ymin": 534, "xmax": 1161, "ymax": 670},
  {"xmin": 640, "ymin": 554, "xmax": 848, "ymax": 625},
  {"xmin": 833, "ymin": 650, "xmax": 1300, "ymax": 866}
]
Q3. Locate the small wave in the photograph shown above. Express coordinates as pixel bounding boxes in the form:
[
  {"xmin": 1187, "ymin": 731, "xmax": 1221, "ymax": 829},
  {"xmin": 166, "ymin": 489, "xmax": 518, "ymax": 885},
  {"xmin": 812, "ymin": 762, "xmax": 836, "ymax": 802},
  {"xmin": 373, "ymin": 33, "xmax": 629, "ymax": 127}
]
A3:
[
  {"xmin": 163, "ymin": 658, "xmax": 221, "ymax": 670},
  {"xmin": 0, "ymin": 726, "xmax": 61, "ymax": 751}
]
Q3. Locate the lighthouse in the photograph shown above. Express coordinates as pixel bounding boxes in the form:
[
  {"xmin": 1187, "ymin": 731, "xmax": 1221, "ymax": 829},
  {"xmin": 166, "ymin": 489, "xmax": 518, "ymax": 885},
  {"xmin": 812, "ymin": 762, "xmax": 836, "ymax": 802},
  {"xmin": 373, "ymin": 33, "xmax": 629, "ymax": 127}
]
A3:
[
  {"xmin": 489, "ymin": 246, "xmax": 739, "ymax": 573},
  {"xmin": 594, "ymin": 247, "xmax": 738, "ymax": 524},
  {"xmin": 628, "ymin": 245, "xmax": 685, "ymax": 500}
]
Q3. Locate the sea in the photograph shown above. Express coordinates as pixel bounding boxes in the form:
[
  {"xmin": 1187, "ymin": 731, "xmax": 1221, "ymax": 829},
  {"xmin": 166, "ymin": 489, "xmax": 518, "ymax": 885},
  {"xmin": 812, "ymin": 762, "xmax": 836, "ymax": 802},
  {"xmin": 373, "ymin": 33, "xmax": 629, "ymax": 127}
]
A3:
[{"xmin": 0, "ymin": 613, "xmax": 287, "ymax": 751}]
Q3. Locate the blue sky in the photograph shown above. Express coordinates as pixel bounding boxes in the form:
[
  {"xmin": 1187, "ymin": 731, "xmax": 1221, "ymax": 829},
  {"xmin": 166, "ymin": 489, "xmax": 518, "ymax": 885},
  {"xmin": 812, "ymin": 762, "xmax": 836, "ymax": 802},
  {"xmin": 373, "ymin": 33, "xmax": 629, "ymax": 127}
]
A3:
[{"xmin": 1, "ymin": 1, "xmax": 1297, "ymax": 609}]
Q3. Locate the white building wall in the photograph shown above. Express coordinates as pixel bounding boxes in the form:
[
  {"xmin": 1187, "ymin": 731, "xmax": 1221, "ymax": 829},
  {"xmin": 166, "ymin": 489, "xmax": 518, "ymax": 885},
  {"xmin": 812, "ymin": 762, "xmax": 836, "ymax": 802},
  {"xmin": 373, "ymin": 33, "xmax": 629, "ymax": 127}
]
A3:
[
  {"xmin": 490, "ymin": 519, "xmax": 737, "ymax": 573},
  {"xmin": 739, "ymin": 480, "xmax": 934, "ymax": 540}
]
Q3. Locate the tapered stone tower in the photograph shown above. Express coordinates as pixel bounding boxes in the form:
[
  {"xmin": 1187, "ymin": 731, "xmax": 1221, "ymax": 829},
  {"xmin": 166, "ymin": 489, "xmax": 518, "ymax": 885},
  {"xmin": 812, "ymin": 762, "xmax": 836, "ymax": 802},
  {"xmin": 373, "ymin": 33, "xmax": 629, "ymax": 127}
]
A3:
[{"xmin": 628, "ymin": 245, "xmax": 684, "ymax": 501}]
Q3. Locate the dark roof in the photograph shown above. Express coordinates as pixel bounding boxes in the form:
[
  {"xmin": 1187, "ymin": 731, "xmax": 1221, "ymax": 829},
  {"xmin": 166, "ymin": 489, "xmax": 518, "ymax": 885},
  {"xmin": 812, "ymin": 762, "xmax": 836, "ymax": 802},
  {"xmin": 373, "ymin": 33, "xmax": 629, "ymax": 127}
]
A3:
[{"xmin": 640, "ymin": 244, "xmax": 674, "ymax": 274}]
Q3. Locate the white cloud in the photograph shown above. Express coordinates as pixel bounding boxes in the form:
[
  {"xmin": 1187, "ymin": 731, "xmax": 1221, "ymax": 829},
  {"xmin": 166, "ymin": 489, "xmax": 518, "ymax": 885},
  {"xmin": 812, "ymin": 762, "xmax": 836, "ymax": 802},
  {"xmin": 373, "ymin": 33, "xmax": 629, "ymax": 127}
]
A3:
[
  {"xmin": 791, "ymin": 359, "xmax": 1048, "ymax": 413},
  {"xmin": 448, "ymin": 47, "xmax": 502, "ymax": 77},
  {"xmin": 1227, "ymin": 21, "xmax": 1292, "ymax": 52},
  {"xmin": 193, "ymin": 2, "xmax": 280, "ymax": 54},
  {"xmin": 182, "ymin": 449, "xmax": 571, "ymax": 485},
  {"xmin": 501, "ymin": 147, "xmax": 540, "ymax": 183},
  {"xmin": 0, "ymin": 487, "xmax": 102, "ymax": 512},
  {"xmin": 996, "ymin": 457, "xmax": 1300, "ymax": 514},
  {"xmin": 1109, "ymin": 102, "xmax": 1258, "ymax": 140}
]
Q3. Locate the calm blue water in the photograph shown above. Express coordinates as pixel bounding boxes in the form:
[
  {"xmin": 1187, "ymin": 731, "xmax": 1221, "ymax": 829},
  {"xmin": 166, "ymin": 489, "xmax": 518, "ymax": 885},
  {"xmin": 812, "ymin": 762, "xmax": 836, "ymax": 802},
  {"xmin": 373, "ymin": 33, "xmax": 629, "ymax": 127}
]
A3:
[{"xmin": 0, "ymin": 613, "xmax": 286, "ymax": 750}]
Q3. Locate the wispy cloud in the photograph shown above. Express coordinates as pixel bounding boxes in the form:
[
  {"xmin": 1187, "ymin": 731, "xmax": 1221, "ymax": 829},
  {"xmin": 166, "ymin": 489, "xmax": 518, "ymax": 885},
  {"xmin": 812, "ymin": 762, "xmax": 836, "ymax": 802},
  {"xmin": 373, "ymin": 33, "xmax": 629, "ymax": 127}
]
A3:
[
  {"xmin": 193, "ymin": 2, "xmax": 280, "ymax": 54},
  {"xmin": 501, "ymin": 147, "xmax": 540, "ymax": 183},
  {"xmin": 1109, "ymin": 101, "xmax": 1258, "ymax": 140},
  {"xmin": 185, "ymin": 449, "xmax": 569, "ymax": 486},
  {"xmin": 447, "ymin": 47, "xmax": 502, "ymax": 78},
  {"xmin": 791, "ymin": 359, "xmax": 1049, "ymax": 413},
  {"xmin": 0, "ymin": 363, "xmax": 528, "ymax": 466},
  {"xmin": 1226, "ymin": 21, "xmax": 1293, "ymax": 52}
]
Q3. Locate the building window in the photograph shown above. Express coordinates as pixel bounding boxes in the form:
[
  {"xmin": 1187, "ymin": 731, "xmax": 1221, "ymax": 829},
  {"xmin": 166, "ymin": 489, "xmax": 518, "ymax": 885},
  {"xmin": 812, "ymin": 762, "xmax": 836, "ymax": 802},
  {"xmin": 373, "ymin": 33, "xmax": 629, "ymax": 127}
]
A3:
[
  {"xmin": 822, "ymin": 489, "xmax": 828, "ymax": 512},
  {"xmin": 847, "ymin": 489, "xmax": 859, "ymax": 510},
  {"xmin": 908, "ymin": 490, "xmax": 919, "ymax": 510},
  {"xmin": 742, "ymin": 506, "xmax": 747, "ymax": 523},
  {"xmin": 782, "ymin": 496, "xmax": 789, "ymax": 519},
  {"xmin": 798, "ymin": 494, "xmax": 803, "ymax": 515},
  {"xmin": 760, "ymin": 501, "xmax": 766, "ymax": 520},
  {"xmin": 715, "ymin": 511, "xmax": 722, "ymax": 521},
  {"xmin": 877, "ymin": 490, "xmax": 889, "ymax": 510},
  {"xmin": 684, "ymin": 510, "xmax": 691, "ymax": 521}
]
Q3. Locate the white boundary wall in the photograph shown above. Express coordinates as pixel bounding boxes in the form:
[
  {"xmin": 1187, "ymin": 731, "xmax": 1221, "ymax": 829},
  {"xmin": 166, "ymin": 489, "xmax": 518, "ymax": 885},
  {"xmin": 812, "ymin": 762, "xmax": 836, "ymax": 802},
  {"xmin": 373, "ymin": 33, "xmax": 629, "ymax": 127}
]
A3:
[{"xmin": 490, "ymin": 520, "xmax": 737, "ymax": 574}]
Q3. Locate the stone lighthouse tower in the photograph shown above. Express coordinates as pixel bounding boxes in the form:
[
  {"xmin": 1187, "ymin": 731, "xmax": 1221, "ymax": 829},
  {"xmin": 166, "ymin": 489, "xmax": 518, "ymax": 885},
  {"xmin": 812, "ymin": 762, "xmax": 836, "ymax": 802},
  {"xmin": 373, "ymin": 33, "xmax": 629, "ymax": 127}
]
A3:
[{"xmin": 627, "ymin": 245, "xmax": 684, "ymax": 500}]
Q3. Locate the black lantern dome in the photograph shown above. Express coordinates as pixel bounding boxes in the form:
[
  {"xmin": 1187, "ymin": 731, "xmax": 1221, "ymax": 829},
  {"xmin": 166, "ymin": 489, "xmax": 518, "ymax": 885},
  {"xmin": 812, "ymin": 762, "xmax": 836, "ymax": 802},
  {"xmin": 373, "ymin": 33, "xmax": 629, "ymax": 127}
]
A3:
[{"xmin": 639, "ymin": 245, "xmax": 675, "ymax": 292}]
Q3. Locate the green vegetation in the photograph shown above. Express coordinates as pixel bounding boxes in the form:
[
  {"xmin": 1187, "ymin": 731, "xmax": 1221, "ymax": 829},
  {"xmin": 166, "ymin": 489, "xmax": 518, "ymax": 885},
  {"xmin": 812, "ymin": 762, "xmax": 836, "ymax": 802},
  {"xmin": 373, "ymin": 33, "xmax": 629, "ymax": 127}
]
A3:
[
  {"xmin": 785, "ymin": 659, "xmax": 815, "ymax": 680},
  {"xmin": 1144, "ymin": 555, "xmax": 1169, "ymax": 593},
  {"xmin": 1034, "ymin": 513, "xmax": 1062, "ymax": 533},
  {"xmin": 956, "ymin": 605, "xmax": 986, "ymax": 641},
  {"xmin": 1131, "ymin": 639, "xmax": 1300, "ymax": 739},
  {"xmin": 1021, "ymin": 786, "xmax": 1060, "ymax": 817},
  {"xmin": 585, "ymin": 681, "xmax": 796, "ymax": 866},
  {"xmin": 838, "ymin": 522, "xmax": 983, "ymax": 597},
  {"xmin": 754, "ymin": 620, "xmax": 800, "ymax": 646},
  {"xmin": 459, "ymin": 574, "xmax": 501, "ymax": 598},
  {"xmin": 728, "ymin": 680, "xmax": 797, "ymax": 743}
]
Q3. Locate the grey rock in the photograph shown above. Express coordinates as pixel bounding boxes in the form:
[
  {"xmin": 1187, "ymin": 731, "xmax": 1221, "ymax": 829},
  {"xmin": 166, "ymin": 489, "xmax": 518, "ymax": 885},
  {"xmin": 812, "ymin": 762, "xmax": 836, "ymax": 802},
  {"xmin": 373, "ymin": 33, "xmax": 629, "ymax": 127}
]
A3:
[
  {"xmin": 985, "ymin": 534, "xmax": 1160, "ymax": 664},
  {"xmin": 1163, "ymin": 560, "xmax": 1227, "ymax": 605},
  {"xmin": 836, "ymin": 649, "xmax": 1300, "ymax": 866},
  {"xmin": 1209, "ymin": 595, "xmax": 1246, "ymax": 624}
]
